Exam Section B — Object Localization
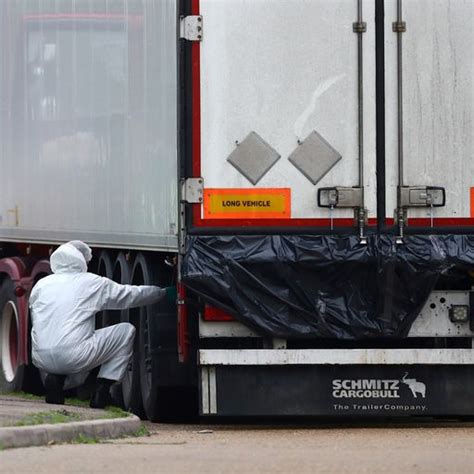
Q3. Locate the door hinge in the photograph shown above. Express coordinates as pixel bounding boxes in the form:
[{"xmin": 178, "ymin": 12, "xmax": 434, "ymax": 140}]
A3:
[
  {"xmin": 180, "ymin": 15, "xmax": 203, "ymax": 41},
  {"xmin": 181, "ymin": 177, "xmax": 204, "ymax": 204}
]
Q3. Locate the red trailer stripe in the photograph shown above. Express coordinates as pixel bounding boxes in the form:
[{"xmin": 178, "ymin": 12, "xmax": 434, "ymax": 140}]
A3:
[{"xmin": 406, "ymin": 218, "xmax": 474, "ymax": 227}]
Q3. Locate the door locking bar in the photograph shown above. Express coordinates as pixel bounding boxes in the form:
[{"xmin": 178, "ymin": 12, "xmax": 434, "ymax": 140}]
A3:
[
  {"xmin": 317, "ymin": 0, "xmax": 367, "ymax": 244},
  {"xmin": 353, "ymin": 0, "xmax": 367, "ymax": 244},
  {"xmin": 393, "ymin": 0, "xmax": 445, "ymax": 242},
  {"xmin": 394, "ymin": 0, "xmax": 406, "ymax": 243}
]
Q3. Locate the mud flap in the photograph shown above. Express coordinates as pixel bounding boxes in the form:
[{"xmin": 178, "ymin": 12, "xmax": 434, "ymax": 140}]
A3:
[{"xmin": 200, "ymin": 365, "xmax": 474, "ymax": 417}]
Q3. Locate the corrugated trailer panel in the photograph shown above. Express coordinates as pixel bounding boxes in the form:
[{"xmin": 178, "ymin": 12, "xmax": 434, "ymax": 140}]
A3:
[{"xmin": 0, "ymin": 0, "xmax": 179, "ymax": 250}]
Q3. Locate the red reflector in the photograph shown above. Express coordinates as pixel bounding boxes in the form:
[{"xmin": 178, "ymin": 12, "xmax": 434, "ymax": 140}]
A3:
[
  {"xmin": 203, "ymin": 305, "xmax": 234, "ymax": 322},
  {"xmin": 14, "ymin": 286, "xmax": 26, "ymax": 297}
]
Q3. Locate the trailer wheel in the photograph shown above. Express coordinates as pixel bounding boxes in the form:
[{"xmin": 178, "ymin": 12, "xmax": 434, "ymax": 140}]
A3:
[
  {"xmin": 138, "ymin": 301, "xmax": 160, "ymax": 421},
  {"xmin": 22, "ymin": 272, "xmax": 51, "ymax": 396},
  {"xmin": 132, "ymin": 253, "xmax": 196, "ymax": 422},
  {"xmin": 0, "ymin": 278, "xmax": 24, "ymax": 392},
  {"xmin": 132, "ymin": 253, "xmax": 174, "ymax": 421},
  {"xmin": 96, "ymin": 251, "xmax": 114, "ymax": 328},
  {"xmin": 109, "ymin": 253, "xmax": 133, "ymax": 409},
  {"xmin": 122, "ymin": 303, "xmax": 145, "ymax": 417}
]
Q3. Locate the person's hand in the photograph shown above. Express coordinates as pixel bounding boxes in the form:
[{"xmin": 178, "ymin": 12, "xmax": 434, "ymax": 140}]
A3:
[{"xmin": 164, "ymin": 286, "xmax": 177, "ymax": 303}]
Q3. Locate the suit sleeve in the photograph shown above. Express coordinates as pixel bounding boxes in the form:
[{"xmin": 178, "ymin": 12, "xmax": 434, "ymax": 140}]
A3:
[{"xmin": 96, "ymin": 276, "xmax": 166, "ymax": 310}]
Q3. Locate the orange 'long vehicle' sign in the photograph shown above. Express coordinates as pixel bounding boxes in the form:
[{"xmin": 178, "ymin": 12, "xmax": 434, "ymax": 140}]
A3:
[{"xmin": 203, "ymin": 188, "xmax": 291, "ymax": 219}]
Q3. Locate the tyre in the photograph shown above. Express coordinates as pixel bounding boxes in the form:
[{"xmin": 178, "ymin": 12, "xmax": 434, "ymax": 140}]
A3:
[
  {"xmin": 121, "ymin": 316, "xmax": 144, "ymax": 416},
  {"xmin": 138, "ymin": 301, "xmax": 160, "ymax": 421},
  {"xmin": 119, "ymin": 254, "xmax": 144, "ymax": 417},
  {"xmin": 133, "ymin": 253, "xmax": 166, "ymax": 421},
  {"xmin": 0, "ymin": 278, "xmax": 24, "ymax": 392},
  {"xmin": 134, "ymin": 253, "xmax": 193, "ymax": 422},
  {"xmin": 96, "ymin": 251, "xmax": 114, "ymax": 328},
  {"xmin": 109, "ymin": 253, "xmax": 132, "ymax": 409}
]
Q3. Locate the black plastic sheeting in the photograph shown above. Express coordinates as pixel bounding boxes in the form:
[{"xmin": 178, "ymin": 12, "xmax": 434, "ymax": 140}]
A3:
[{"xmin": 182, "ymin": 234, "xmax": 474, "ymax": 339}]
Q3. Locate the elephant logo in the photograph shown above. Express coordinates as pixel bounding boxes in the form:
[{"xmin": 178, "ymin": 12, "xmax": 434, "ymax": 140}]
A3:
[{"xmin": 400, "ymin": 372, "xmax": 426, "ymax": 398}]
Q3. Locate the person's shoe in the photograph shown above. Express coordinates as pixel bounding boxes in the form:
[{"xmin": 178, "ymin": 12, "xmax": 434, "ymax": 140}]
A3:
[
  {"xmin": 89, "ymin": 378, "xmax": 113, "ymax": 409},
  {"xmin": 44, "ymin": 374, "xmax": 66, "ymax": 405}
]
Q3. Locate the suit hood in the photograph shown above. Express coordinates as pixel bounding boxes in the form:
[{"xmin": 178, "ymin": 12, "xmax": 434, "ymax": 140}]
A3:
[{"xmin": 50, "ymin": 243, "xmax": 87, "ymax": 274}]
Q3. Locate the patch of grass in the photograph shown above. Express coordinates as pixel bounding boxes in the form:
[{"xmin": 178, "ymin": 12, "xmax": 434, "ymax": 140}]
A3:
[
  {"xmin": 6, "ymin": 391, "xmax": 90, "ymax": 408},
  {"xmin": 71, "ymin": 433, "xmax": 99, "ymax": 444},
  {"xmin": 5, "ymin": 391, "xmax": 43, "ymax": 401},
  {"xmin": 64, "ymin": 397, "xmax": 90, "ymax": 408},
  {"xmin": 131, "ymin": 425, "xmax": 150, "ymax": 438},
  {"xmin": 103, "ymin": 405, "xmax": 130, "ymax": 418},
  {"xmin": 6, "ymin": 391, "xmax": 131, "ymax": 422},
  {"xmin": 15, "ymin": 410, "xmax": 82, "ymax": 427}
]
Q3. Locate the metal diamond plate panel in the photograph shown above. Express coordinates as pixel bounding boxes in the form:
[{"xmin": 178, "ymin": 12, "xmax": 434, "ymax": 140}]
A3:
[
  {"xmin": 288, "ymin": 131, "xmax": 342, "ymax": 185},
  {"xmin": 227, "ymin": 132, "xmax": 281, "ymax": 185}
]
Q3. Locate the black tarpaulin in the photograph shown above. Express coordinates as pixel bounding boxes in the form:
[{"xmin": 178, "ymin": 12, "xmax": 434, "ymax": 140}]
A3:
[{"xmin": 182, "ymin": 234, "xmax": 474, "ymax": 339}]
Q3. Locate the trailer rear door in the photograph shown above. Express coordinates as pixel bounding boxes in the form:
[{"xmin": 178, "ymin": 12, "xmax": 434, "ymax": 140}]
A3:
[
  {"xmin": 384, "ymin": 0, "xmax": 474, "ymax": 230},
  {"xmin": 192, "ymin": 0, "xmax": 377, "ymax": 231}
]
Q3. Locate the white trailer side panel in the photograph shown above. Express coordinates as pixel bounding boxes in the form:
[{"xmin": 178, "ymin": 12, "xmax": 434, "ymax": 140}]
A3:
[
  {"xmin": 199, "ymin": 0, "xmax": 377, "ymax": 221},
  {"xmin": 0, "ymin": 0, "xmax": 178, "ymax": 250},
  {"xmin": 385, "ymin": 0, "xmax": 474, "ymax": 221}
]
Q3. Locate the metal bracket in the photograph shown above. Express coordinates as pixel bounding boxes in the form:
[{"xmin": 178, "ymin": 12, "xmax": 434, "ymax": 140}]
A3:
[
  {"xmin": 469, "ymin": 291, "xmax": 474, "ymax": 332},
  {"xmin": 399, "ymin": 186, "xmax": 446, "ymax": 208},
  {"xmin": 353, "ymin": 22, "xmax": 367, "ymax": 33},
  {"xmin": 318, "ymin": 187, "xmax": 364, "ymax": 209},
  {"xmin": 392, "ymin": 21, "xmax": 406, "ymax": 33},
  {"xmin": 7, "ymin": 205, "xmax": 19, "ymax": 227},
  {"xmin": 181, "ymin": 177, "xmax": 204, "ymax": 204},
  {"xmin": 354, "ymin": 207, "xmax": 369, "ymax": 226},
  {"xmin": 180, "ymin": 15, "xmax": 203, "ymax": 41},
  {"xmin": 394, "ymin": 207, "xmax": 408, "ymax": 225},
  {"xmin": 273, "ymin": 339, "xmax": 287, "ymax": 350}
]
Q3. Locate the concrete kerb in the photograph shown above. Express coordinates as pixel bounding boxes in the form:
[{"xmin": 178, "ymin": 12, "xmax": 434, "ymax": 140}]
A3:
[{"xmin": 0, "ymin": 414, "xmax": 142, "ymax": 449}]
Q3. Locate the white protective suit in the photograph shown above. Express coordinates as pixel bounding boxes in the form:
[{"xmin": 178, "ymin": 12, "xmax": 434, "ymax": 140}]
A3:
[{"xmin": 30, "ymin": 242, "xmax": 166, "ymax": 389}]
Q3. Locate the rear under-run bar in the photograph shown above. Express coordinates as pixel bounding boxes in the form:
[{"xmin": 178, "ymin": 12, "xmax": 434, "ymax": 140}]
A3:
[{"xmin": 199, "ymin": 349, "xmax": 474, "ymax": 366}]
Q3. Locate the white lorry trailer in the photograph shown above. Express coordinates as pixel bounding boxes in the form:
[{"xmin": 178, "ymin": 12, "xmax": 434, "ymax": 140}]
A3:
[{"xmin": 0, "ymin": 0, "xmax": 473, "ymax": 420}]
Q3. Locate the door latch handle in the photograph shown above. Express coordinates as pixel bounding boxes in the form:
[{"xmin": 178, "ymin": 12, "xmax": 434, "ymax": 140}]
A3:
[
  {"xmin": 399, "ymin": 186, "xmax": 446, "ymax": 208},
  {"xmin": 318, "ymin": 187, "xmax": 364, "ymax": 209}
]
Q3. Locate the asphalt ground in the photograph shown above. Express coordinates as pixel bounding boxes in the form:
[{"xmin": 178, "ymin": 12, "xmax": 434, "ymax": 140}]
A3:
[{"xmin": 2, "ymin": 417, "xmax": 474, "ymax": 473}]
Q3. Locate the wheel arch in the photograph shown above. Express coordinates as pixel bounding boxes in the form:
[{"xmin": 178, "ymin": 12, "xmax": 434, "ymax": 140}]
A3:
[{"xmin": 0, "ymin": 257, "xmax": 31, "ymax": 365}]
